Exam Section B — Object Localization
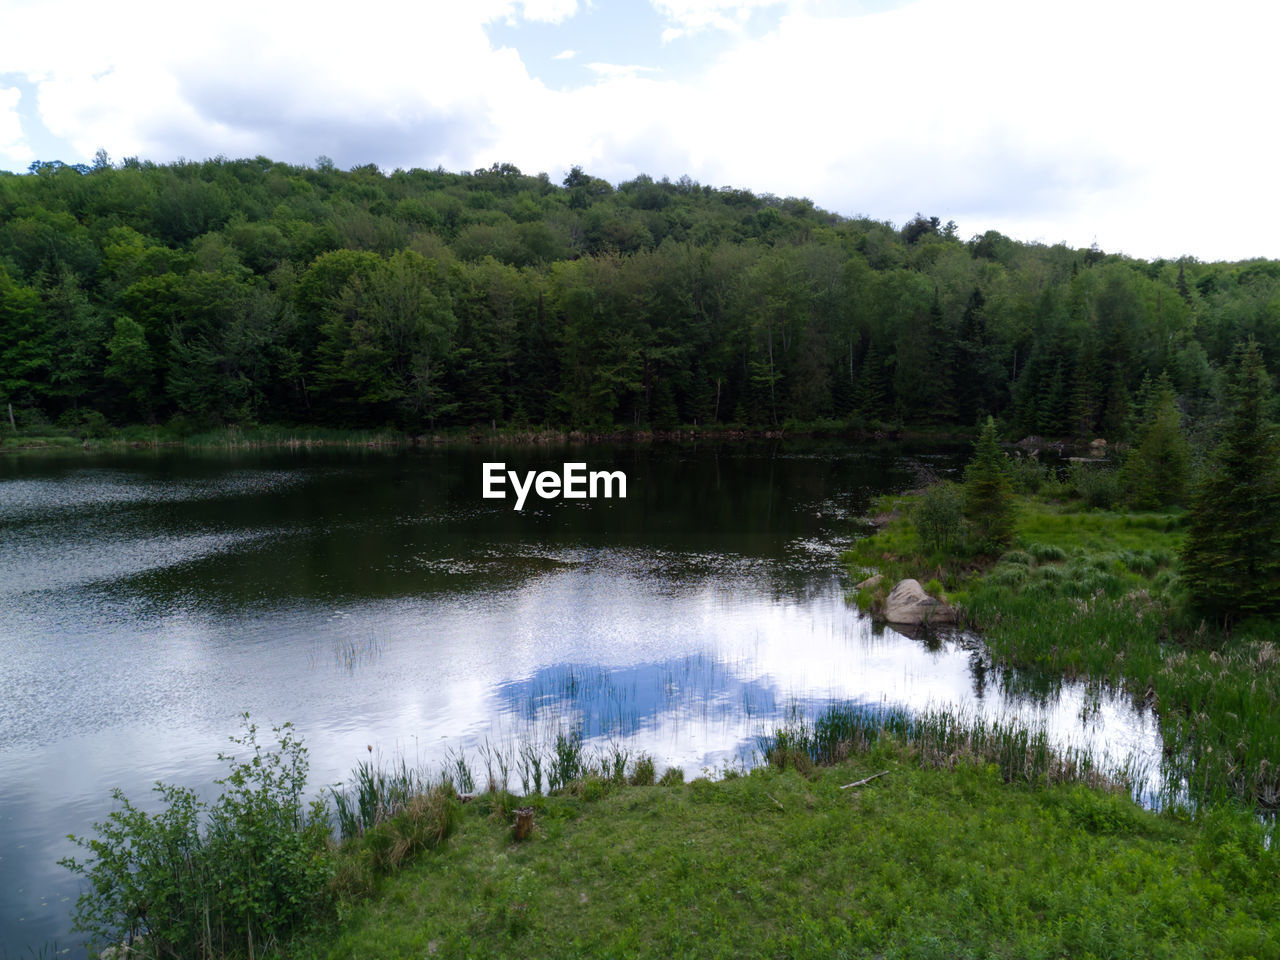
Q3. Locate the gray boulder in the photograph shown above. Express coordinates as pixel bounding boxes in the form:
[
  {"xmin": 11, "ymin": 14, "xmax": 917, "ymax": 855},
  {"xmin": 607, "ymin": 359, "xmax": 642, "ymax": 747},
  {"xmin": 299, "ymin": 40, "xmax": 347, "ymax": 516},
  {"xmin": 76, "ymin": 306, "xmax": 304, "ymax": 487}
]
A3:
[
  {"xmin": 883, "ymin": 578, "xmax": 957, "ymax": 625},
  {"xmin": 855, "ymin": 573, "xmax": 883, "ymax": 591}
]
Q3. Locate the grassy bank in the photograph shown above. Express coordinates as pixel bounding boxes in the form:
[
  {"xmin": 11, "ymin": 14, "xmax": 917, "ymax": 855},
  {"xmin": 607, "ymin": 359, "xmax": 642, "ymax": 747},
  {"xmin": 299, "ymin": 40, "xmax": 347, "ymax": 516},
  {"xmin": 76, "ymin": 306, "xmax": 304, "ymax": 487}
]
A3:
[
  {"xmin": 845, "ymin": 491, "xmax": 1280, "ymax": 810},
  {"xmin": 292, "ymin": 744, "xmax": 1278, "ymax": 960},
  {"xmin": 1, "ymin": 418, "xmax": 989, "ymax": 455},
  {"xmin": 68, "ymin": 708, "xmax": 1280, "ymax": 960},
  {"xmin": 0, "ymin": 424, "xmax": 412, "ymax": 453}
]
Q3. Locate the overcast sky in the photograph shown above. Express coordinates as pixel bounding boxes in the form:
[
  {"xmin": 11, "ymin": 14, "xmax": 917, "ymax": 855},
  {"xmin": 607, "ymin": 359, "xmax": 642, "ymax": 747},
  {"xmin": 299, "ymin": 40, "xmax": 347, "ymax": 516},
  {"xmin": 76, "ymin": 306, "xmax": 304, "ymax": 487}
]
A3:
[{"xmin": 1, "ymin": 0, "xmax": 1273, "ymax": 262}]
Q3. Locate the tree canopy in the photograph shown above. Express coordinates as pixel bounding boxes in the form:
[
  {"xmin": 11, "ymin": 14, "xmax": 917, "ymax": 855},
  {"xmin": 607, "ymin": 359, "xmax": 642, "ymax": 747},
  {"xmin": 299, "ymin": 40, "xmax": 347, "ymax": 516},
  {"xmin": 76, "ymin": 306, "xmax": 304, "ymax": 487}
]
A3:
[{"xmin": 0, "ymin": 156, "xmax": 1275, "ymax": 436}]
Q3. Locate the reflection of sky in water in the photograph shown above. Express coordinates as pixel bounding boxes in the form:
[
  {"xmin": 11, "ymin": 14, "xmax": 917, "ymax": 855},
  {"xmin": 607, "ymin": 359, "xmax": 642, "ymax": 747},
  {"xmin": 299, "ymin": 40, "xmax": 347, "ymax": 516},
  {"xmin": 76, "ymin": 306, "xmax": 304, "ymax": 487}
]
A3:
[{"xmin": 0, "ymin": 447, "xmax": 1161, "ymax": 956}]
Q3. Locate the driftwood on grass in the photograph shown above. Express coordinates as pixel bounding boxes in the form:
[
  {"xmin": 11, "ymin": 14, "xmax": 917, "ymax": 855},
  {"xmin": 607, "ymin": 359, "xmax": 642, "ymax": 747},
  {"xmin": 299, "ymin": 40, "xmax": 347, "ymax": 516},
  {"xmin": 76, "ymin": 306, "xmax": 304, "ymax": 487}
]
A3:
[{"xmin": 839, "ymin": 770, "xmax": 890, "ymax": 790}]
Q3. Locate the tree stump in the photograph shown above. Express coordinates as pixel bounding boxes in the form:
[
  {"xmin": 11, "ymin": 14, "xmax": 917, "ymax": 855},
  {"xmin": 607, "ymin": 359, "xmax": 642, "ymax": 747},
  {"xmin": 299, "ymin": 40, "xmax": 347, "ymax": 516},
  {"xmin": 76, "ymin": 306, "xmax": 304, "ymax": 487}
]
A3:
[{"xmin": 513, "ymin": 806, "xmax": 535, "ymax": 841}]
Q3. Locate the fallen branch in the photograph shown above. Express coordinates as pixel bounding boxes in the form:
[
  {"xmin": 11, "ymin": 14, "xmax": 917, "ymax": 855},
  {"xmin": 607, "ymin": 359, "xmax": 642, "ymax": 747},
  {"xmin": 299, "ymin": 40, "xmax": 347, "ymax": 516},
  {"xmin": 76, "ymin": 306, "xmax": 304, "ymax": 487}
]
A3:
[
  {"xmin": 764, "ymin": 792, "xmax": 785, "ymax": 810},
  {"xmin": 839, "ymin": 770, "xmax": 889, "ymax": 790}
]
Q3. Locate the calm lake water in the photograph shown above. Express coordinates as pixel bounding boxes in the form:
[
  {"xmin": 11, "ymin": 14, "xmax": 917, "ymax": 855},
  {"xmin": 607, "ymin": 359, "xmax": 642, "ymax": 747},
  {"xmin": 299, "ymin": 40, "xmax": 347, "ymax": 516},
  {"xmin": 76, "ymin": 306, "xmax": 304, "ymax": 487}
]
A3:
[{"xmin": 0, "ymin": 442, "xmax": 1162, "ymax": 956}]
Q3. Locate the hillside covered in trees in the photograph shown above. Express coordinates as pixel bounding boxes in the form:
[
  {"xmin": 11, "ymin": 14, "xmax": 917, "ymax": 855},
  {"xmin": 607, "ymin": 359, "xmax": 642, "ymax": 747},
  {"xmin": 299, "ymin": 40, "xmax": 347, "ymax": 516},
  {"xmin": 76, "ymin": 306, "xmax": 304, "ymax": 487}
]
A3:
[{"xmin": 1, "ymin": 155, "xmax": 1277, "ymax": 437}]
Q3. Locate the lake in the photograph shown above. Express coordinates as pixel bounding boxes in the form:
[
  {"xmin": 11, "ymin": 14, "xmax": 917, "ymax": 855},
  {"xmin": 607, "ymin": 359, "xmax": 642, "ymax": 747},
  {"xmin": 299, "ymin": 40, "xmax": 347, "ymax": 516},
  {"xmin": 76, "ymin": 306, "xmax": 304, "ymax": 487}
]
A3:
[{"xmin": 0, "ymin": 441, "xmax": 1162, "ymax": 956}]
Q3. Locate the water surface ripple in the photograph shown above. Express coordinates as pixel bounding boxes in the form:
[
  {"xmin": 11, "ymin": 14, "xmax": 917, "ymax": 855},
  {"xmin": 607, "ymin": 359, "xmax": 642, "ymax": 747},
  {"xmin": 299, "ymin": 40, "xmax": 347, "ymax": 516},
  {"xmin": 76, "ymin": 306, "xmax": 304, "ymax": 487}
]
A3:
[{"xmin": 0, "ymin": 443, "xmax": 1159, "ymax": 956}]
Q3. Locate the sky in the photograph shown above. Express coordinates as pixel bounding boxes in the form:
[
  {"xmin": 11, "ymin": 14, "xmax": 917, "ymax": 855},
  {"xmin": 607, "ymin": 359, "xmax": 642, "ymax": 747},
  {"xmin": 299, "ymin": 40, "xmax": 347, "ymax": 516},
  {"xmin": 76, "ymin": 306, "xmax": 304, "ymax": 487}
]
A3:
[{"xmin": 0, "ymin": 0, "xmax": 1274, "ymax": 262}]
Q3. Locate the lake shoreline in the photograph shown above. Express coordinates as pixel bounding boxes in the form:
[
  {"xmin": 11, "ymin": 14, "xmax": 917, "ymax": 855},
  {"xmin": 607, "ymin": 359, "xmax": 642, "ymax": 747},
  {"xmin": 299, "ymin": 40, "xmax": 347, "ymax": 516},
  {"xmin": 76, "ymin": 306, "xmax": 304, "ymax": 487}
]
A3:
[
  {"xmin": 844, "ymin": 486, "xmax": 1280, "ymax": 813},
  {"xmin": 286, "ymin": 744, "xmax": 1279, "ymax": 960},
  {"xmin": 5, "ymin": 421, "xmax": 1083, "ymax": 456}
]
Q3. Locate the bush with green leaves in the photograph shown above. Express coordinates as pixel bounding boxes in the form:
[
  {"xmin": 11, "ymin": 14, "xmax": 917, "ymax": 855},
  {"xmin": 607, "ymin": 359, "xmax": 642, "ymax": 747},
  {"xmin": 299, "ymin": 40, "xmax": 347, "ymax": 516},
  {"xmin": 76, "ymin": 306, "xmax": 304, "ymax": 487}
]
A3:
[
  {"xmin": 912, "ymin": 480, "xmax": 966, "ymax": 554},
  {"xmin": 61, "ymin": 717, "xmax": 332, "ymax": 959},
  {"xmin": 1069, "ymin": 463, "xmax": 1122, "ymax": 510},
  {"xmin": 1007, "ymin": 455, "xmax": 1049, "ymax": 494}
]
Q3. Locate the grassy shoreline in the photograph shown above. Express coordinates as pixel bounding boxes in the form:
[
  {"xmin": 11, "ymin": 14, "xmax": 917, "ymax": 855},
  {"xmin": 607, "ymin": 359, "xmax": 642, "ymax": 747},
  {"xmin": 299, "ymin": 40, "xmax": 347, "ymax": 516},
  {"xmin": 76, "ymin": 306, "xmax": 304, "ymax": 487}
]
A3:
[
  {"xmin": 1, "ymin": 420, "xmax": 991, "ymax": 455},
  {"xmin": 844, "ymin": 489, "xmax": 1280, "ymax": 812},
  {"xmin": 67, "ymin": 699, "xmax": 1280, "ymax": 960},
  {"xmin": 284, "ymin": 744, "xmax": 1278, "ymax": 960}
]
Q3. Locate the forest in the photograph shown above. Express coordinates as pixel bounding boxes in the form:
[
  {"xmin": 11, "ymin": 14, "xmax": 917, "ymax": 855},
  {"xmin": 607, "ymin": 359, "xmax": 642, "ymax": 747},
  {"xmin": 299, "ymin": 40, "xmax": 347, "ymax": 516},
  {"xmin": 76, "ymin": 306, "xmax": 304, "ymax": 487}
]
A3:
[{"xmin": 1, "ymin": 153, "xmax": 1277, "ymax": 438}]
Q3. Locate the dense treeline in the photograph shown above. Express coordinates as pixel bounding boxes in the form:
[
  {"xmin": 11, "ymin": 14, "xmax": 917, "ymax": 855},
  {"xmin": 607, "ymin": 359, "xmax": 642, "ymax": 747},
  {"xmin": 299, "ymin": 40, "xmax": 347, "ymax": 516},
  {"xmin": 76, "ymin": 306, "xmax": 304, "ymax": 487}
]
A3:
[{"xmin": 2, "ymin": 154, "xmax": 1278, "ymax": 436}]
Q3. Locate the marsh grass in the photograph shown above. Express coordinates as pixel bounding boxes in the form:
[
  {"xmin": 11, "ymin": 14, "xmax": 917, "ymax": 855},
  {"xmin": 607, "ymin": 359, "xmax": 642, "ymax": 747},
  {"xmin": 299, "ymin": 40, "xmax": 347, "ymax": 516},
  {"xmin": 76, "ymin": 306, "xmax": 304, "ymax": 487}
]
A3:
[
  {"xmin": 293, "ymin": 753, "xmax": 1280, "ymax": 960},
  {"xmin": 760, "ymin": 703, "xmax": 1134, "ymax": 796},
  {"xmin": 331, "ymin": 757, "xmax": 431, "ymax": 841},
  {"xmin": 845, "ymin": 490, "xmax": 1280, "ymax": 813},
  {"xmin": 181, "ymin": 426, "xmax": 409, "ymax": 449}
]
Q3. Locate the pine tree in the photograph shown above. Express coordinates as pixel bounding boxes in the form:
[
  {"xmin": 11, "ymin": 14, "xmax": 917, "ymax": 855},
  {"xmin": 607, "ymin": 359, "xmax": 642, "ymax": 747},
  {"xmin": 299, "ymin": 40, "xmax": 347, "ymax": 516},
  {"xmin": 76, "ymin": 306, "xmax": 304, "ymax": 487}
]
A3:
[
  {"xmin": 1121, "ymin": 371, "xmax": 1189, "ymax": 509},
  {"xmin": 1179, "ymin": 340, "xmax": 1280, "ymax": 622},
  {"xmin": 852, "ymin": 340, "xmax": 889, "ymax": 421},
  {"xmin": 964, "ymin": 416, "xmax": 1015, "ymax": 550}
]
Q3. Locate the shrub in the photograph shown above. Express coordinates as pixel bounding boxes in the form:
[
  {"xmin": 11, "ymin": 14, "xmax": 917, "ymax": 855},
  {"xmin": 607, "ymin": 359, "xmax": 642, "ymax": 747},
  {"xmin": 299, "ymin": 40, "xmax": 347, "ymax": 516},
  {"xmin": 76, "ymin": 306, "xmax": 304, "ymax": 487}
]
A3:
[
  {"xmin": 658, "ymin": 767, "xmax": 685, "ymax": 786},
  {"xmin": 1000, "ymin": 550, "xmax": 1033, "ymax": 567},
  {"xmin": 1008, "ymin": 455, "xmax": 1049, "ymax": 494},
  {"xmin": 60, "ymin": 717, "xmax": 332, "ymax": 959},
  {"xmin": 1027, "ymin": 543, "xmax": 1068, "ymax": 563},
  {"xmin": 629, "ymin": 753, "xmax": 656, "ymax": 786},
  {"xmin": 1069, "ymin": 463, "xmax": 1121, "ymax": 510},
  {"xmin": 987, "ymin": 565, "xmax": 1028, "ymax": 589},
  {"xmin": 912, "ymin": 481, "xmax": 966, "ymax": 554}
]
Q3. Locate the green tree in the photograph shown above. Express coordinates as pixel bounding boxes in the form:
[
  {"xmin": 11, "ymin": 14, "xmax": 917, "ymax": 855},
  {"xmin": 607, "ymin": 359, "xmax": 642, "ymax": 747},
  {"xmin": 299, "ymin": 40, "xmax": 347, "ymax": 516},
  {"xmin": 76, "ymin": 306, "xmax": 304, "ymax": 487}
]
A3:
[
  {"xmin": 104, "ymin": 316, "xmax": 155, "ymax": 418},
  {"xmin": 1121, "ymin": 371, "xmax": 1189, "ymax": 509},
  {"xmin": 0, "ymin": 265, "xmax": 49, "ymax": 408},
  {"xmin": 1179, "ymin": 340, "xmax": 1280, "ymax": 622},
  {"xmin": 963, "ymin": 416, "xmax": 1015, "ymax": 549}
]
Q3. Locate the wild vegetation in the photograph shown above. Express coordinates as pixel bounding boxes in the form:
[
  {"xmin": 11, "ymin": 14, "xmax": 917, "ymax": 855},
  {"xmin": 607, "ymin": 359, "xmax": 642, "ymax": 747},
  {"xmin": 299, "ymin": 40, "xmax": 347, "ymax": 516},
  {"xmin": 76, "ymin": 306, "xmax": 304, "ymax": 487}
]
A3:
[
  {"xmin": 845, "ymin": 354, "xmax": 1280, "ymax": 811},
  {"xmin": 297, "ymin": 753, "xmax": 1279, "ymax": 960},
  {"xmin": 22, "ymin": 153, "xmax": 1280, "ymax": 958},
  {"xmin": 3, "ymin": 155, "xmax": 1279, "ymax": 440},
  {"xmin": 62, "ymin": 707, "xmax": 1280, "ymax": 960}
]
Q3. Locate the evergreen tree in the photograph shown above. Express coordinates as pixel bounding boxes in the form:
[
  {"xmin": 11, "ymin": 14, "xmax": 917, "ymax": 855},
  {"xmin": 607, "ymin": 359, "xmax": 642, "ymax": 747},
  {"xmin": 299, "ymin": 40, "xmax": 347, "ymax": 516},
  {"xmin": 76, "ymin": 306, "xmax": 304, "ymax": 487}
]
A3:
[
  {"xmin": 963, "ymin": 416, "xmax": 1015, "ymax": 549},
  {"xmin": 1179, "ymin": 340, "xmax": 1280, "ymax": 622},
  {"xmin": 1068, "ymin": 338, "xmax": 1101, "ymax": 438},
  {"xmin": 852, "ymin": 339, "xmax": 890, "ymax": 421},
  {"xmin": 1099, "ymin": 369, "xmax": 1131, "ymax": 441},
  {"xmin": 1121, "ymin": 371, "xmax": 1189, "ymax": 509}
]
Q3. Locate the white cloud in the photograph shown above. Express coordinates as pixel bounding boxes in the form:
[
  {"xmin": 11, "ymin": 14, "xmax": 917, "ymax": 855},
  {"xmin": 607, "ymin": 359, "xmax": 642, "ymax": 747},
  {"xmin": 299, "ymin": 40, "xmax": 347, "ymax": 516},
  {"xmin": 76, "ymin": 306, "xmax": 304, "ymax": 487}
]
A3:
[
  {"xmin": 516, "ymin": 0, "xmax": 580, "ymax": 22},
  {"xmin": 552, "ymin": 49, "xmax": 578, "ymax": 59},
  {"xmin": 0, "ymin": 87, "xmax": 33, "ymax": 169},
  {"xmin": 649, "ymin": 0, "xmax": 786, "ymax": 34},
  {"xmin": 0, "ymin": 0, "xmax": 1275, "ymax": 259},
  {"xmin": 584, "ymin": 63, "xmax": 661, "ymax": 80}
]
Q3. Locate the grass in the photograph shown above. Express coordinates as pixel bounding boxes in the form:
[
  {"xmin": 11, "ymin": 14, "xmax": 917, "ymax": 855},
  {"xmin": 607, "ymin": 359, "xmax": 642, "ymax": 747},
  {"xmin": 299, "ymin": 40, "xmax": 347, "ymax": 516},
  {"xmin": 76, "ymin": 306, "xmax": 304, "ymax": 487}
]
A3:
[
  {"xmin": 759, "ymin": 703, "xmax": 1141, "ymax": 797},
  {"xmin": 843, "ymin": 491, "xmax": 1280, "ymax": 812},
  {"xmin": 71, "ymin": 711, "xmax": 1280, "ymax": 959},
  {"xmin": 288, "ymin": 743, "xmax": 1280, "ymax": 960}
]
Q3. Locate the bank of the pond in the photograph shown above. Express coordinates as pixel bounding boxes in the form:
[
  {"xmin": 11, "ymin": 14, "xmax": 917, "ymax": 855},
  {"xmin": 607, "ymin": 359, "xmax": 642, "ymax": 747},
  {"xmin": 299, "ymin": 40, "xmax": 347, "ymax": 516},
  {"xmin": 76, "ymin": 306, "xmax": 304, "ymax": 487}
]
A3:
[
  {"xmin": 69, "ymin": 714, "xmax": 1278, "ymax": 959},
  {"xmin": 1, "ymin": 420, "xmax": 988, "ymax": 455},
  {"xmin": 289, "ymin": 748, "xmax": 1278, "ymax": 960},
  {"xmin": 844, "ymin": 492, "xmax": 1280, "ymax": 811}
]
